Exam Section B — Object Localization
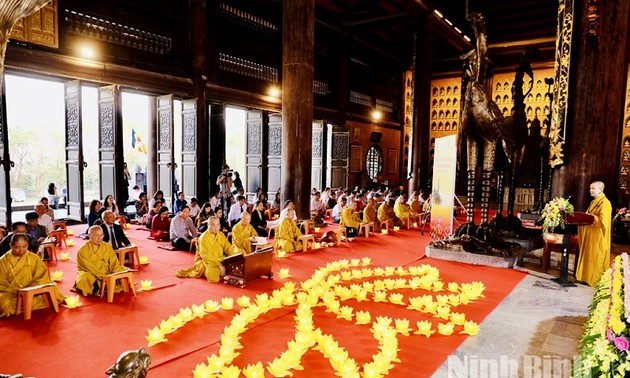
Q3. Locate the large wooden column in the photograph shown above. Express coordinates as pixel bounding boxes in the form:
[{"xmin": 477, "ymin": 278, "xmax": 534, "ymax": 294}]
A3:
[
  {"xmin": 209, "ymin": 104, "xmax": 226, "ymax": 193},
  {"xmin": 0, "ymin": 83, "xmax": 11, "ymax": 227},
  {"xmin": 552, "ymin": 0, "xmax": 630, "ymax": 209},
  {"xmin": 281, "ymin": 0, "xmax": 314, "ymax": 219},
  {"xmin": 409, "ymin": 14, "xmax": 433, "ymax": 193}
]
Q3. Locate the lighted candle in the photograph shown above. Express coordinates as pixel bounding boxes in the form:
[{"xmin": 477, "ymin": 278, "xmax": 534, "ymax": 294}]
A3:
[
  {"xmin": 413, "ymin": 222, "xmax": 418, "ymax": 228},
  {"xmin": 50, "ymin": 270, "xmax": 63, "ymax": 281},
  {"xmin": 139, "ymin": 280, "xmax": 152, "ymax": 290},
  {"xmin": 64, "ymin": 295, "xmax": 82, "ymax": 308},
  {"xmin": 139, "ymin": 256, "xmax": 149, "ymax": 264},
  {"xmin": 145, "ymin": 326, "xmax": 167, "ymax": 347},
  {"xmin": 60, "ymin": 252, "xmax": 70, "ymax": 261}
]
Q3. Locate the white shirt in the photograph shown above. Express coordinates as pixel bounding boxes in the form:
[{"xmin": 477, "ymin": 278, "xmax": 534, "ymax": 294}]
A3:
[
  {"xmin": 310, "ymin": 198, "xmax": 324, "ymax": 211},
  {"xmin": 39, "ymin": 213, "xmax": 53, "ymax": 233},
  {"xmin": 209, "ymin": 196, "xmax": 219, "ymax": 210},
  {"xmin": 228, "ymin": 202, "xmax": 247, "ymax": 223},
  {"xmin": 279, "ymin": 208, "xmax": 298, "ymax": 221},
  {"xmin": 332, "ymin": 203, "xmax": 345, "ymax": 218},
  {"xmin": 188, "ymin": 204, "xmax": 200, "ymax": 217}
]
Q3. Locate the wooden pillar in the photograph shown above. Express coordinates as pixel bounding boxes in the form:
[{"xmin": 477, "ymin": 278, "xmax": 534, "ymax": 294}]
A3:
[
  {"xmin": 190, "ymin": 0, "xmax": 209, "ymax": 202},
  {"xmin": 553, "ymin": 0, "xmax": 630, "ymax": 210},
  {"xmin": 147, "ymin": 97, "xmax": 157, "ymax": 198},
  {"xmin": 209, "ymin": 103, "xmax": 226, "ymax": 194},
  {"xmin": 97, "ymin": 85, "xmax": 124, "ymax": 210},
  {"xmin": 281, "ymin": 0, "xmax": 314, "ymax": 219},
  {"xmin": 409, "ymin": 14, "xmax": 433, "ymax": 193}
]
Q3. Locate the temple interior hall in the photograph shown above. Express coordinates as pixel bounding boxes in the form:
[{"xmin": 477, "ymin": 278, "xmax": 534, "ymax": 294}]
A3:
[{"xmin": 1, "ymin": 0, "xmax": 630, "ymax": 377}]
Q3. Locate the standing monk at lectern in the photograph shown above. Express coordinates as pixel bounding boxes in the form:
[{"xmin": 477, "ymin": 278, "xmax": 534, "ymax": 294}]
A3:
[{"xmin": 576, "ymin": 181, "xmax": 612, "ymax": 287}]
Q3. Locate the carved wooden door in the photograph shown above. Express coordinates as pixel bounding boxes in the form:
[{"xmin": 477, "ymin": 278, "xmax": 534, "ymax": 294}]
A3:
[
  {"xmin": 246, "ymin": 110, "xmax": 265, "ymax": 195},
  {"xmin": 181, "ymin": 99, "xmax": 197, "ymax": 200},
  {"xmin": 0, "ymin": 84, "xmax": 12, "ymax": 227},
  {"xmin": 156, "ymin": 95, "xmax": 175, "ymax": 208},
  {"xmin": 311, "ymin": 121, "xmax": 324, "ymax": 190},
  {"xmin": 267, "ymin": 113, "xmax": 282, "ymax": 193},
  {"xmin": 327, "ymin": 125, "xmax": 349, "ymax": 189},
  {"xmin": 98, "ymin": 85, "xmax": 124, "ymax": 209},
  {"xmin": 65, "ymin": 80, "xmax": 85, "ymax": 222}
]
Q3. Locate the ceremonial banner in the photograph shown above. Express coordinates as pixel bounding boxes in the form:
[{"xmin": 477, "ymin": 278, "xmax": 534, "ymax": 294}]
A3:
[{"xmin": 430, "ymin": 135, "xmax": 457, "ymax": 239}]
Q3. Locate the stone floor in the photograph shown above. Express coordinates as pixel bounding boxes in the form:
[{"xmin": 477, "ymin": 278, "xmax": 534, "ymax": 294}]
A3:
[{"xmin": 431, "ymin": 250, "xmax": 596, "ymax": 378}]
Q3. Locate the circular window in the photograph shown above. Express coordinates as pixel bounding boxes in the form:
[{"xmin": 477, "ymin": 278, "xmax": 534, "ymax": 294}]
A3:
[{"xmin": 365, "ymin": 145, "xmax": 383, "ymax": 179}]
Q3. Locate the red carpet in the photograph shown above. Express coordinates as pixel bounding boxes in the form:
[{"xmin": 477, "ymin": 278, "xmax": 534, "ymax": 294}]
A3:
[{"xmin": 0, "ymin": 222, "xmax": 526, "ymax": 377}]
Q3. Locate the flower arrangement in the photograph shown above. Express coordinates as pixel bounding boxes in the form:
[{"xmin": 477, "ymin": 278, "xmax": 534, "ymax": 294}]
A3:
[
  {"xmin": 574, "ymin": 253, "xmax": 630, "ymax": 377},
  {"xmin": 614, "ymin": 208, "xmax": 628, "ymax": 222},
  {"xmin": 538, "ymin": 197, "xmax": 575, "ymax": 234}
]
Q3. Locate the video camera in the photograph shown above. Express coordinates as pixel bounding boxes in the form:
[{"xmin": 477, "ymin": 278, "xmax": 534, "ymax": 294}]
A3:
[{"xmin": 222, "ymin": 169, "xmax": 234, "ymax": 178}]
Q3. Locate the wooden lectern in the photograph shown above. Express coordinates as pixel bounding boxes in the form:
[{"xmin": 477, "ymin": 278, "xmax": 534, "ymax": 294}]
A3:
[
  {"xmin": 556, "ymin": 212, "xmax": 594, "ymax": 286},
  {"xmin": 222, "ymin": 249, "xmax": 274, "ymax": 288}
]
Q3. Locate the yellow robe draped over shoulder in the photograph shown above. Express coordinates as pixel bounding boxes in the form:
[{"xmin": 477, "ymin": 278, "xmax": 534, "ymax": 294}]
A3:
[
  {"xmin": 75, "ymin": 242, "xmax": 126, "ymax": 296},
  {"xmin": 363, "ymin": 204, "xmax": 380, "ymax": 229},
  {"xmin": 576, "ymin": 194, "xmax": 612, "ymax": 287},
  {"xmin": 176, "ymin": 231, "xmax": 234, "ymax": 283},
  {"xmin": 274, "ymin": 218, "xmax": 302, "ymax": 253},
  {"xmin": 231, "ymin": 222, "xmax": 258, "ymax": 255},
  {"xmin": 394, "ymin": 201, "xmax": 412, "ymax": 220},
  {"xmin": 340, "ymin": 208, "xmax": 361, "ymax": 229},
  {"xmin": 409, "ymin": 199, "xmax": 421, "ymax": 214},
  {"xmin": 0, "ymin": 251, "xmax": 65, "ymax": 317}
]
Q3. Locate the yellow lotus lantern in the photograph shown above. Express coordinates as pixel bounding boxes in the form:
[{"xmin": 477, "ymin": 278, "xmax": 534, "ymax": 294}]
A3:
[
  {"xmin": 450, "ymin": 312, "xmax": 466, "ymax": 326},
  {"xmin": 242, "ymin": 362, "xmax": 265, "ymax": 378},
  {"xmin": 384, "ymin": 266, "xmax": 395, "ymax": 276},
  {"xmin": 145, "ymin": 326, "xmax": 167, "ymax": 347},
  {"xmin": 192, "ymin": 363, "xmax": 213, "ymax": 378},
  {"xmin": 125, "ymin": 223, "xmax": 131, "ymax": 230},
  {"xmin": 314, "ymin": 227, "xmax": 321, "ymax": 233},
  {"xmin": 219, "ymin": 365, "xmax": 241, "ymax": 378},
  {"xmin": 66, "ymin": 239, "xmax": 75, "ymax": 247},
  {"xmin": 159, "ymin": 319, "xmax": 174, "ymax": 334},
  {"xmin": 338, "ymin": 306, "xmax": 354, "ymax": 321},
  {"xmin": 414, "ymin": 320, "xmax": 435, "ymax": 338},
  {"xmin": 413, "ymin": 222, "xmax": 418, "ymax": 228},
  {"xmin": 64, "ymin": 295, "xmax": 82, "ymax": 308},
  {"xmin": 437, "ymin": 322, "xmax": 455, "ymax": 336},
  {"xmin": 221, "ymin": 297, "xmax": 234, "ymax": 310},
  {"xmin": 361, "ymin": 257, "xmax": 371, "ymax": 266},
  {"xmin": 168, "ymin": 314, "xmax": 185, "ymax": 329},
  {"xmin": 435, "ymin": 305, "xmax": 451, "ymax": 320},
  {"xmin": 192, "ymin": 303, "xmax": 206, "ymax": 319},
  {"xmin": 393, "ymin": 226, "xmax": 400, "ymax": 231},
  {"xmin": 448, "ymin": 294, "xmax": 461, "ymax": 307},
  {"xmin": 65, "ymin": 229, "xmax": 74, "ymax": 236},
  {"xmin": 447, "ymin": 282, "xmax": 460, "ymax": 293},
  {"xmin": 373, "ymin": 290, "xmax": 387, "ymax": 302},
  {"xmin": 388, "ymin": 293, "xmax": 404, "ymax": 305},
  {"xmin": 362, "ymin": 362, "xmax": 382, "ymax": 378},
  {"xmin": 355, "ymin": 289, "xmax": 368, "ymax": 302},
  {"xmin": 460, "ymin": 320, "xmax": 479, "ymax": 335},
  {"xmin": 236, "ymin": 295, "xmax": 251, "ymax": 308},
  {"xmin": 341, "ymin": 271, "xmax": 352, "ymax": 281},
  {"xmin": 278, "ymin": 268, "xmax": 291, "ymax": 279},
  {"xmin": 394, "ymin": 319, "xmax": 411, "ymax": 336},
  {"xmin": 204, "ymin": 299, "xmax": 220, "ymax": 313},
  {"xmin": 60, "ymin": 252, "xmax": 70, "ymax": 261},
  {"xmin": 266, "ymin": 356, "xmax": 291, "ymax": 377},
  {"xmin": 313, "ymin": 242, "xmax": 321, "ymax": 249},
  {"xmin": 140, "ymin": 280, "xmax": 153, "ymax": 290},
  {"xmin": 355, "ymin": 310, "xmax": 371, "ymax": 325},
  {"xmin": 432, "ymin": 281, "xmax": 444, "ymax": 292},
  {"xmin": 435, "ymin": 294, "xmax": 449, "ymax": 305},
  {"xmin": 179, "ymin": 307, "xmax": 195, "ymax": 321},
  {"xmin": 139, "ymin": 256, "xmax": 150, "ymax": 265},
  {"xmin": 50, "ymin": 270, "xmax": 63, "ymax": 281},
  {"xmin": 276, "ymin": 250, "xmax": 287, "ymax": 258},
  {"xmin": 380, "ymin": 229, "xmax": 388, "ymax": 235}
]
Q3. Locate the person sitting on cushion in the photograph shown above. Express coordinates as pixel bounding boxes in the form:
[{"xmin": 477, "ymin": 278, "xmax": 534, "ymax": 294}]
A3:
[
  {"xmin": 151, "ymin": 206, "xmax": 171, "ymax": 241},
  {"xmin": 274, "ymin": 209, "xmax": 303, "ymax": 253},
  {"xmin": 74, "ymin": 226, "xmax": 127, "ymax": 296},
  {"xmin": 146, "ymin": 201, "xmax": 162, "ymax": 229},
  {"xmin": 34, "ymin": 203, "xmax": 53, "ymax": 233},
  {"xmin": 340, "ymin": 201, "xmax": 362, "ymax": 241},
  {"xmin": 170, "ymin": 205, "xmax": 198, "ymax": 251},
  {"xmin": 176, "ymin": 217, "xmax": 236, "ymax": 283},
  {"xmin": 250, "ymin": 200, "xmax": 269, "ymax": 237},
  {"xmin": 231, "ymin": 212, "xmax": 258, "ymax": 255},
  {"xmin": 0, "ymin": 234, "xmax": 65, "ymax": 317}
]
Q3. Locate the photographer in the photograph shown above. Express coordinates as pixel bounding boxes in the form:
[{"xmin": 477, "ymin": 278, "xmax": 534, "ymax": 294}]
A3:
[{"xmin": 216, "ymin": 164, "xmax": 234, "ymax": 216}]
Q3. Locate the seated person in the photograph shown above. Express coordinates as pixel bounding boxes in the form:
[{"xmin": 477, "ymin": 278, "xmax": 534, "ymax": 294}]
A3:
[
  {"xmin": 196, "ymin": 202, "xmax": 213, "ymax": 232},
  {"xmin": 34, "ymin": 204, "xmax": 53, "ymax": 233},
  {"xmin": 86, "ymin": 199, "xmax": 103, "ymax": 232},
  {"xmin": 170, "ymin": 205, "xmax": 198, "ymax": 251},
  {"xmin": 135, "ymin": 192, "xmax": 149, "ymax": 224},
  {"xmin": 188, "ymin": 197, "xmax": 201, "ymax": 219},
  {"xmin": 340, "ymin": 201, "xmax": 362, "ymax": 241},
  {"xmin": 40, "ymin": 197, "xmax": 55, "ymax": 220},
  {"xmin": 0, "ymin": 234, "xmax": 65, "ymax": 317},
  {"xmin": 231, "ymin": 212, "xmax": 258, "ymax": 255},
  {"xmin": 176, "ymin": 217, "xmax": 236, "ymax": 283},
  {"xmin": 130, "ymin": 185, "xmax": 142, "ymax": 202},
  {"xmin": 310, "ymin": 191, "xmax": 326, "ymax": 219},
  {"xmin": 394, "ymin": 194, "xmax": 412, "ymax": 223},
  {"xmin": 173, "ymin": 191, "xmax": 187, "ymax": 214},
  {"xmin": 103, "ymin": 195, "xmax": 120, "ymax": 216},
  {"xmin": 250, "ymin": 200, "xmax": 269, "ymax": 237},
  {"xmin": 151, "ymin": 206, "xmax": 171, "ymax": 241},
  {"xmin": 213, "ymin": 207, "xmax": 232, "ymax": 235},
  {"xmin": 100, "ymin": 210, "xmax": 132, "ymax": 251},
  {"xmin": 25, "ymin": 212, "xmax": 48, "ymax": 247},
  {"xmin": 228, "ymin": 195, "xmax": 247, "ymax": 227},
  {"xmin": 0, "ymin": 221, "xmax": 39, "ymax": 258},
  {"xmin": 146, "ymin": 201, "xmax": 162, "ymax": 229},
  {"xmin": 355, "ymin": 193, "xmax": 366, "ymax": 213},
  {"xmin": 274, "ymin": 209, "xmax": 303, "ymax": 253},
  {"xmin": 378, "ymin": 200, "xmax": 402, "ymax": 227},
  {"xmin": 363, "ymin": 197, "xmax": 380, "ymax": 230},
  {"xmin": 326, "ymin": 191, "xmax": 338, "ymax": 210},
  {"xmin": 268, "ymin": 192, "xmax": 282, "ymax": 218},
  {"xmin": 408, "ymin": 191, "xmax": 422, "ymax": 214},
  {"xmin": 332, "ymin": 197, "xmax": 347, "ymax": 223},
  {"xmin": 209, "ymin": 190, "xmax": 220, "ymax": 211},
  {"xmin": 74, "ymin": 226, "xmax": 127, "ymax": 296}
]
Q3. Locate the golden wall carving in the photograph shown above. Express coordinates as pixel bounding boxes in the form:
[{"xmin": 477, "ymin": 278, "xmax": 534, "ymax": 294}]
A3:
[
  {"xmin": 428, "ymin": 77, "xmax": 461, "ymax": 178},
  {"xmin": 403, "ymin": 70, "xmax": 413, "ymax": 179},
  {"xmin": 618, "ymin": 65, "xmax": 630, "ymax": 190},
  {"xmin": 10, "ymin": 0, "xmax": 57, "ymax": 48}
]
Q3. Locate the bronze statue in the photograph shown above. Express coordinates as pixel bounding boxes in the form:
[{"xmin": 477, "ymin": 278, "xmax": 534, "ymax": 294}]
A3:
[{"xmin": 106, "ymin": 347, "xmax": 151, "ymax": 378}]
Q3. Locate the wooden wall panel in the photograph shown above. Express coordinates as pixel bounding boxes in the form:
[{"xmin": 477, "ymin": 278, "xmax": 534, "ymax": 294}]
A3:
[{"xmin": 10, "ymin": 0, "xmax": 58, "ymax": 48}]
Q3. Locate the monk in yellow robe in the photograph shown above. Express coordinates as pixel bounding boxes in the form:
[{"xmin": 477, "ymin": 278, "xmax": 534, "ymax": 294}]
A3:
[
  {"xmin": 394, "ymin": 195, "xmax": 412, "ymax": 223},
  {"xmin": 75, "ymin": 226, "xmax": 127, "ymax": 296},
  {"xmin": 408, "ymin": 191, "xmax": 422, "ymax": 214},
  {"xmin": 577, "ymin": 181, "xmax": 612, "ymax": 287},
  {"xmin": 363, "ymin": 198, "xmax": 380, "ymax": 230},
  {"xmin": 340, "ymin": 202, "xmax": 362, "ymax": 240},
  {"xmin": 231, "ymin": 212, "xmax": 258, "ymax": 255},
  {"xmin": 378, "ymin": 200, "xmax": 402, "ymax": 227},
  {"xmin": 0, "ymin": 234, "xmax": 65, "ymax": 317},
  {"xmin": 274, "ymin": 209, "xmax": 302, "ymax": 253},
  {"xmin": 176, "ymin": 217, "xmax": 235, "ymax": 283}
]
